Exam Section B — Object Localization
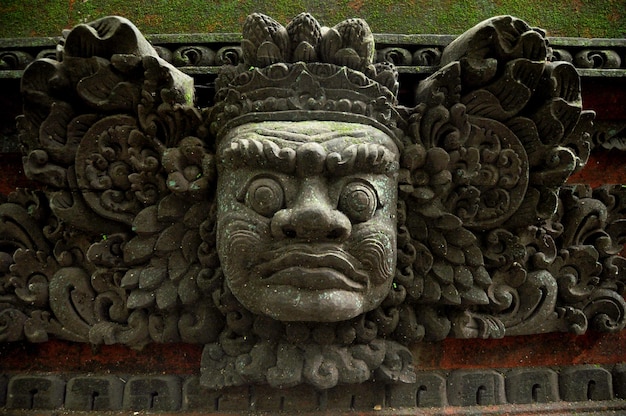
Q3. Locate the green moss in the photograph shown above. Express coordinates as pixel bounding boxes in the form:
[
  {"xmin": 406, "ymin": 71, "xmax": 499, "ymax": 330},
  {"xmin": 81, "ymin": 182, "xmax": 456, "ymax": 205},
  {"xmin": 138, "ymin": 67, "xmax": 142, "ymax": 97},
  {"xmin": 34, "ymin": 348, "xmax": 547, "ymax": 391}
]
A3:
[{"xmin": 0, "ymin": 0, "xmax": 624, "ymax": 38}]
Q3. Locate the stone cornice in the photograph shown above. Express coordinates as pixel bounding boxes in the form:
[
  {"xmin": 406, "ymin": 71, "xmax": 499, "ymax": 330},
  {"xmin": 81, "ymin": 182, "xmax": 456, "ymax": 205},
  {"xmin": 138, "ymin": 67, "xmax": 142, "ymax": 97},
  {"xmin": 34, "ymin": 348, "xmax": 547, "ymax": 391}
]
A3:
[
  {"xmin": 1, "ymin": 33, "xmax": 624, "ymax": 79},
  {"xmin": 3, "ymin": 364, "xmax": 626, "ymax": 413}
]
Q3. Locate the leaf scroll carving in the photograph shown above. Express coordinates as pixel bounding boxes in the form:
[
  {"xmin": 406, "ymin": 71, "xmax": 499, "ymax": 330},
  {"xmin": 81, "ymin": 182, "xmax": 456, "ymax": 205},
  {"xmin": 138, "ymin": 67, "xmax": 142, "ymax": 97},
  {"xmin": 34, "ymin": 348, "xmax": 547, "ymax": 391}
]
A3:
[{"xmin": 1, "ymin": 13, "xmax": 624, "ymax": 391}]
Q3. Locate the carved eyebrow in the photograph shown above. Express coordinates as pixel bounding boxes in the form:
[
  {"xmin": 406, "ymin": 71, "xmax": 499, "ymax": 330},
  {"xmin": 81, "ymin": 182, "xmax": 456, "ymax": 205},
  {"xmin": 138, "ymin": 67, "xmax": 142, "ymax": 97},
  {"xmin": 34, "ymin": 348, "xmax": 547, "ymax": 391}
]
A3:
[
  {"xmin": 220, "ymin": 136, "xmax": 297, "ymax": 173},
  {"xmin": 326, "ymin": 143, "xmax": 398, "ymax": 176},
  {"xmin": 219, "ymin": 137, "xmax": 398, "ymax": 176},
  {"xmin": 247, "ymin": 127, "xmax": 370, "ymax": 142}
]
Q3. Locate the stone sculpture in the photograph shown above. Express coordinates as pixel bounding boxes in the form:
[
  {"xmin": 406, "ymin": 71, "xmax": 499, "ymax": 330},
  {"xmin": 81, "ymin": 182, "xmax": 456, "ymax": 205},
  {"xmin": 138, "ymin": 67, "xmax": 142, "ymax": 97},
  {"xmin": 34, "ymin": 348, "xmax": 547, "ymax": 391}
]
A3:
[{"xmin": 1, "ymin": 13, "xmax": 625, "ymax": 390}]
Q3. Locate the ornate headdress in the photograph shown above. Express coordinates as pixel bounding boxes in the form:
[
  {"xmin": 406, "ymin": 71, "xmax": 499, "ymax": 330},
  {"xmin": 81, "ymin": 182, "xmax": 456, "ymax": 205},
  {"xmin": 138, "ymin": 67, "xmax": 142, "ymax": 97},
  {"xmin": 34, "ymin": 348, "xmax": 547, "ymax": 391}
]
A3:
[{"xmin": 209, "ymin": 13, "xmax": 401, "ymax": 141}]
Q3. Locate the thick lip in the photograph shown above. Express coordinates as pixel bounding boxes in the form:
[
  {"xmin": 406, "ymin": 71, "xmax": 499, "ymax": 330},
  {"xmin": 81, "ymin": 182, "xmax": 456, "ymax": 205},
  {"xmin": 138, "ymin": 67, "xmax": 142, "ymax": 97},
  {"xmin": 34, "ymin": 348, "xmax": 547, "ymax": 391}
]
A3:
[
  {"xmin": 262, "ymin": 267, "xmax": 365, "ymax": 290},
  {"xmin": 254, "ymin": 244, "xmax": 369, "ymax": 289}
]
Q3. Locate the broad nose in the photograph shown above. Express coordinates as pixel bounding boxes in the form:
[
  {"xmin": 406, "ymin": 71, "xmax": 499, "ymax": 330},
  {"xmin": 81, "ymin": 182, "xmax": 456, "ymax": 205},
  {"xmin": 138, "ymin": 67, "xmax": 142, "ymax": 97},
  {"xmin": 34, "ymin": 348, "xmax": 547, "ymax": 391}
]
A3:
[
  {"xmin": 270, "ymin": 179, "xmax": 352, "ymax": 241},
  {"xmin": 271, "ymin": 206, "xmax": 352, "ymax": 240}
]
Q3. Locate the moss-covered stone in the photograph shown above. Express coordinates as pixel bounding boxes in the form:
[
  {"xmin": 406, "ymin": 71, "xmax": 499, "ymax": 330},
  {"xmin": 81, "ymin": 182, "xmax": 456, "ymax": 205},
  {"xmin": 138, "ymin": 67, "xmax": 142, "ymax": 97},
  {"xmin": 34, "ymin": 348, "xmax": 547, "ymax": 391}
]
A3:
[{"xmin": 0, "ymin": 0, "xmax": 624, "ymax": 38}]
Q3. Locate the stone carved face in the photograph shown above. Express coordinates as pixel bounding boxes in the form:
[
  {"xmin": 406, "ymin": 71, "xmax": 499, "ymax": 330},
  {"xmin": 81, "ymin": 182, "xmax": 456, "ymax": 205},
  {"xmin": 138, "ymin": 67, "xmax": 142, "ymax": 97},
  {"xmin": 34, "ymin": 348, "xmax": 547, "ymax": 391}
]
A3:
[{"xmin": 216, "ymin": 121, "xmax": 399, "ymax": 322}]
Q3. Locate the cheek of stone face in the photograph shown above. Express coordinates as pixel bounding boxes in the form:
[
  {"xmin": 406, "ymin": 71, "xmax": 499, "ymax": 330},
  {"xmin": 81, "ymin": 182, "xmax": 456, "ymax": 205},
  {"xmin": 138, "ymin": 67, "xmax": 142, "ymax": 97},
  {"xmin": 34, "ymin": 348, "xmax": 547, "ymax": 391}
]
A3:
[
  {"xmin": 219, "ymin": 220, "xmax": 259, "ymax": 281},
  {"xmin": 216, "ymin": 203, "xmax": 273, "ymax": 287},
  {"xmin": 348, "ymin": 216, "xmax": 397, "ymax": 287},
  {"xmin": 341, "ymin": 175, "xmax": 397, "ymax": 288}
]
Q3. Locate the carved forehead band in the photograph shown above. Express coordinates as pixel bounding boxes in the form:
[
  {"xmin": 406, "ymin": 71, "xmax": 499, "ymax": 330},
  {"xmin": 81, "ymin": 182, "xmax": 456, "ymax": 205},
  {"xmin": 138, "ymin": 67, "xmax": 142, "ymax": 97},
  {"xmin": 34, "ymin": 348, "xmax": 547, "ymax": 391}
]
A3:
[{"xmin": 219, "ymin": 137, "xmax": 399, "ymax": 177}]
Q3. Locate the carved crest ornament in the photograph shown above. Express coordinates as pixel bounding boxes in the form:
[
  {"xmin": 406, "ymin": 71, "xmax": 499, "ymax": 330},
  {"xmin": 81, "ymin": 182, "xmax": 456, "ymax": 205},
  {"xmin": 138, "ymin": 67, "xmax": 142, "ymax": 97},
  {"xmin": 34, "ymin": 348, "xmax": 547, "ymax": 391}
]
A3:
[{"xmin": 2, "ymin": 13, "xmax": 626, "ymax": 390}]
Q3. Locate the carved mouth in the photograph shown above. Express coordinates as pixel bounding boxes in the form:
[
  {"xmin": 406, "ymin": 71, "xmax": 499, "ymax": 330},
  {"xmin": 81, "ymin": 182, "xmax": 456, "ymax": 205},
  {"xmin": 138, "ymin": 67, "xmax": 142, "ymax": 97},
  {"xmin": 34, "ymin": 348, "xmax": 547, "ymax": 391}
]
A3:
[
  {"xmin": 263, "ymin": 267, "xmax": 365, "ymax": 290},
  {"xmin": 255, "ymin": 246, "xmax": 369, "ymax": 290}
]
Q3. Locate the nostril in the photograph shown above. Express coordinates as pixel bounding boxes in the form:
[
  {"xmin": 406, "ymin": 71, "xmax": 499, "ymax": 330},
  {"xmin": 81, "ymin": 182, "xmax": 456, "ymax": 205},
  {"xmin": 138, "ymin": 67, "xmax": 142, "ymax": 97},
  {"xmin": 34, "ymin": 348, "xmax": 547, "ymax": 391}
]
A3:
[
  {"xmin": 272, "ymin": 207, "xmax": 352, "ymax": 240},
  {"xmin": 283, "ymin": 227, "xmax": 297, "ymax": 238},
  {"xmin": 327, "ymin": 228, "xmax": 345, "ymax": 239}
]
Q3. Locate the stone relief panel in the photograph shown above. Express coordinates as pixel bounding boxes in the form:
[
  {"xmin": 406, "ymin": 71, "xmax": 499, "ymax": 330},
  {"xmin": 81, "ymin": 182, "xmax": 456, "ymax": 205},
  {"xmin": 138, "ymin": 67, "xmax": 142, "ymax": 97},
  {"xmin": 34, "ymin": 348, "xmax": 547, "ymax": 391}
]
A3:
[{"xmin": 1, "ymin": 13, "xmax": 625, "ymax": 390}]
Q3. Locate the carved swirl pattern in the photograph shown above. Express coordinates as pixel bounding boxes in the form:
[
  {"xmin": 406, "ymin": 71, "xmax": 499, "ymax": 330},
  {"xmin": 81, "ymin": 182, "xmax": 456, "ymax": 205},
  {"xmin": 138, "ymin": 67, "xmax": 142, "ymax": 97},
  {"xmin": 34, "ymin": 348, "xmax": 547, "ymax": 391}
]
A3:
[{"xmin": 1, "ymin": 13, "xmax": 625, "ymax": 391}]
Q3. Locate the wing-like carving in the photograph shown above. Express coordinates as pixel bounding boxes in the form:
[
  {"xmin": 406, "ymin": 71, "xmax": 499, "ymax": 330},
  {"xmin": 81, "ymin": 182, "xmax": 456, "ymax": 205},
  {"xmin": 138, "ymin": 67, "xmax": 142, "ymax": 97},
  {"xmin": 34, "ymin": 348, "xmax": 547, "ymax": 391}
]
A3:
[
  {"xmin": 393, "ymin": 15, "xmax": 621, "ymax": 343},
  {"xmin": 4, "ymin": 16, "xmax": 217, "ymax": 348}
]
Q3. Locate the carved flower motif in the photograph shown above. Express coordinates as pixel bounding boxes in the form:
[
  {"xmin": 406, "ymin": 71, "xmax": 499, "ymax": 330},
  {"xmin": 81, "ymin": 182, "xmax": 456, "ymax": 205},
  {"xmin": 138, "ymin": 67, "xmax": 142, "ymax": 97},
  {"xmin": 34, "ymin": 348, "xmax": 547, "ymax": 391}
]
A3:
[{"xmin": 162, "ymin": 136, "xmax": 215, "ymax": 200}]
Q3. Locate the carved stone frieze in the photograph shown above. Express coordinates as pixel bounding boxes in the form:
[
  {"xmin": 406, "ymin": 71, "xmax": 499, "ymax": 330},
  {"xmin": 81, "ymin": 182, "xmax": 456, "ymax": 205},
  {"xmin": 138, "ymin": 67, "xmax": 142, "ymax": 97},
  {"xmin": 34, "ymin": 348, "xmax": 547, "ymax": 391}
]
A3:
[
  {"xmin": 1, "ymin": 13, "xmax": 625, "ymax": 390},
  {"xmin": 4, "ymin": 364, "xmax": 626, "ymax": 412}
]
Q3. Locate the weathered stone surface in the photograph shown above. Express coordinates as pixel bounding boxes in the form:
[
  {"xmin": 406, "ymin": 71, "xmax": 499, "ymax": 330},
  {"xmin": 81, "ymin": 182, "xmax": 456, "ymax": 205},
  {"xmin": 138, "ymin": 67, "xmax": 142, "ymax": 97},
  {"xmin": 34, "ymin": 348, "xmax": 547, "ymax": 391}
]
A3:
[
  {"xmin": 2, "ymin": 366, "xmax": 626, "ymax": 412},
  {"xmin": 612, "ymin": 363, "xmax": 626, "ymax": 399},
  {"xmin": 388, "ymin": 372, "xmax": 447, "ymax": 408},
  {"xmin": 6, "ymin": 375, "xmax": 65, "ymax": 409},
  {"xmin": 447, "ymin": 369, "xmax": 506, "ymax": 406},
  {"xmin": 0, "ymin": 375, "xmax": 7, "ymax": 407},
  {"xmin": 65, "ymin": 375, "xmax": 125, "ymax": 411},
  {"xmin": 211, "ymin": 386, "xmax": 250, "ymax": 412},
  {"xmin": 505, "ymin": 368, "xmax": 560, "ymax": 404},
  {"xmin": 181, "ymin": 376, "xmax": 223, "ymax": 411},
  {"xmin": 0, "ymin": 12, "xmax": 624, "ymax": 393},
  {"xmin": 122, "ymin": 376, "xmax": 182, "ymax": 411},
  {"xmin": 253, "ymin": 384, "xmax": 320, "ymax": 412},
  {"xmin": 559, "ymin": 365, "xmax": 613, "ymax": 402},
  {"xmin": 326, "ymin": 382, "xmax": 386, "ymax": 411}
]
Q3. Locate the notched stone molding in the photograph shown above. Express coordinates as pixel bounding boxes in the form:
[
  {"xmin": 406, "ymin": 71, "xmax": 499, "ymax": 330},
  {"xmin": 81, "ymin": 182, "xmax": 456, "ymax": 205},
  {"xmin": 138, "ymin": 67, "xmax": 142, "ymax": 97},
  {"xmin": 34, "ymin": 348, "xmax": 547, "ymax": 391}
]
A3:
[
  {"xmin": 3, "ymin": 364, "xmax": 626, "ymax": 412},
  {"xmin": 1, "ymin": 13, "xmax": 625, "ymax": 391}
]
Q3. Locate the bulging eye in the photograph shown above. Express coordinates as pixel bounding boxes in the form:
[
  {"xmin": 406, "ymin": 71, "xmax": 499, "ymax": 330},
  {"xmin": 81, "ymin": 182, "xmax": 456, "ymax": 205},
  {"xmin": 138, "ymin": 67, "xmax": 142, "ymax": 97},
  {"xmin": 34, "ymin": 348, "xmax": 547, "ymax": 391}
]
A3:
[
  {"xmin": 245, "ymin": 177, "xmax": 284, "ymax": 217},
  {"xmin": 338, "ymin": 181, "xmax": 378, "ymax": 223}
]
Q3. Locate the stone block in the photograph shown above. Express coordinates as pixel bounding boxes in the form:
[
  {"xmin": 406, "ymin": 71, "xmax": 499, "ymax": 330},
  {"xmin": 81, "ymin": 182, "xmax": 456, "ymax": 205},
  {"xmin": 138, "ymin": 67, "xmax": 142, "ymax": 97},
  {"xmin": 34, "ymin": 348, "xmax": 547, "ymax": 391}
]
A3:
[
  {"xmin": 506, "ymin": 367, "xmax": 559, "ymax": 404},
  {"xmin": 388, "ymin": 372, "xmax": 447, "ymax": 408},
  {"xmin": 212, "ymin": 385, "xmax": 250, "ymax": 412},
  {"xmin": 122, "ymin": 375, "xmax": 181, "ymax": 411},
  {"xmin": 6, "ymin": 375, "xmax": 65, "ymax": 409},
  {"xmin": 253, "ymin": 384, "xmax": 319, "ymax": 412},
  {"xmin": 559, "ymin": 365, "xmax": 613, "ymax": 401},
  {"xmin": 447, "ymin": 369, "xmax": 506, "ymax": 406},
  {"xmin": 183, "ymin": 376, "xmax": 232, "ymax": 411},
  {"xmin": 326, "ymin": 382, "xmax": 386, "ymax": 411},
  {"xmin": 612, "ymin": 363, "xmax": 626, "ymax": 399},
  {"xmin": 65, "ymin": 375, "xmax": 125, "ymax": 411}
]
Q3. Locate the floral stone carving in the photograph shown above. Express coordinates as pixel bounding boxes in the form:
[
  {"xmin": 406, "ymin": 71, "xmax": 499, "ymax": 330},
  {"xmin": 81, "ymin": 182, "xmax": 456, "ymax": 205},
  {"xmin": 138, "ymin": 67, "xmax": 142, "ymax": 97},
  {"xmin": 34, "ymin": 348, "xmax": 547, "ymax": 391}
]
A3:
[{"xmin": 1, "ymin": 13, "xmax": 625, "ymax": 390}]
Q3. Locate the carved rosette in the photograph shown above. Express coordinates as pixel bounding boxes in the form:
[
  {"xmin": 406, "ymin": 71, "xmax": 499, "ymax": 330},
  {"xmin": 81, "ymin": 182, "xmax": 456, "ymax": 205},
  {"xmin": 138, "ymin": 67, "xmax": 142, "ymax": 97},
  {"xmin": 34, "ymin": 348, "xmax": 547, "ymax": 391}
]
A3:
[{"xmin": 1, "ymin": 13, "xmax": 624, "ymax": 391}]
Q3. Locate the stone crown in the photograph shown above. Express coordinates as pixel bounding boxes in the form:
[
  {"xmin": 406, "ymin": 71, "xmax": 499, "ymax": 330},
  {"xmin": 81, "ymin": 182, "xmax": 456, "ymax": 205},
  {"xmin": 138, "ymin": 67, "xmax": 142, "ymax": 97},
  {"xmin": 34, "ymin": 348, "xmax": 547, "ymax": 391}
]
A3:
[{"xmin": 209, "ymin": 13, "xmax": 401, "ymax": 140}]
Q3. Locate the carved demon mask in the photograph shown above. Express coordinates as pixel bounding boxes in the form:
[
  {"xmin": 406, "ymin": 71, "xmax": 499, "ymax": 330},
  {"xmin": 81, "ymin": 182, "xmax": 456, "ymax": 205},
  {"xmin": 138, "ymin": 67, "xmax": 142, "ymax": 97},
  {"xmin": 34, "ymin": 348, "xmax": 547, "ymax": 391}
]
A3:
[{"xmin": 216, "ymin": 121, "xmax": 399, "ymax": 321}]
